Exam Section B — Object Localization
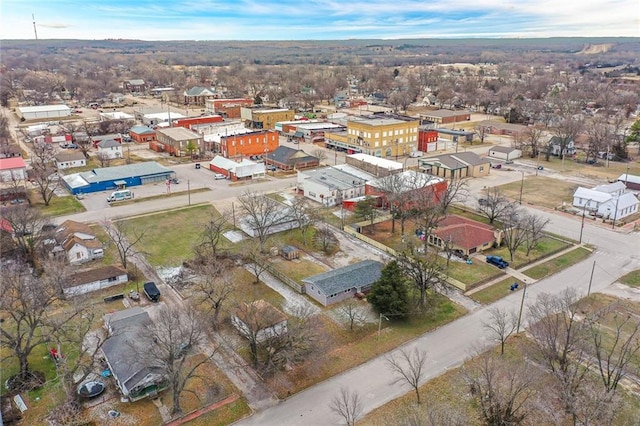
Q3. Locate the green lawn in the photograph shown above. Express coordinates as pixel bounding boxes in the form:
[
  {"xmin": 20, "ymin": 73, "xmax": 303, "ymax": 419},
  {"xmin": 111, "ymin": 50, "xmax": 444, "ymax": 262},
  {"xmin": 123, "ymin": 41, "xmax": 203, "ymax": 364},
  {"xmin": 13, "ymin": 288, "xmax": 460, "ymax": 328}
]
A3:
[
  {"xmin": 446, "ymin": 258, "xmax": 505, "ymax": 287},
  {"xmin": 32, "ymin": 194, "xmax": 85, "ymax": 216},
  {"xmin": 270, "ymin": 258, "xmax": 328, "ymax": 284},
  {"xmin": 120, "ymin": 204, "xmax": 218, "ymax": 266},
  {"xmin": 469, "ymin": 277, "xmax": 522, "ymax": 305},
  {"xmin": 619, "ymin": 269, "xmax": 640, "ymax": 288},
  {"xmin": 496, "ymin": 176, "xmax": 578, "ymax": 209},
  {"xmin": 523, "ymin": 247, "xmax": 592, "ymax": 280},
  {"xmin": 486, "ymin": 237, "xmax": 570, "ymax": 269}
]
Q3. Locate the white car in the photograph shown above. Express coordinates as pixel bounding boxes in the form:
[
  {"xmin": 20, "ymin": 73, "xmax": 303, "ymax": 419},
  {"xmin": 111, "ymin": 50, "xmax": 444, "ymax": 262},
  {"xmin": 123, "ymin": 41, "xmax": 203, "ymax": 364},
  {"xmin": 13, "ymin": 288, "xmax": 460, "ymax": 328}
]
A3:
[
  {"xmin": 410, "ymin": 151, "xmax": 424, "ymax": 158},
  {"xmin": 214, "ymin": 173, "xmax": 226, "ymax": 180}
]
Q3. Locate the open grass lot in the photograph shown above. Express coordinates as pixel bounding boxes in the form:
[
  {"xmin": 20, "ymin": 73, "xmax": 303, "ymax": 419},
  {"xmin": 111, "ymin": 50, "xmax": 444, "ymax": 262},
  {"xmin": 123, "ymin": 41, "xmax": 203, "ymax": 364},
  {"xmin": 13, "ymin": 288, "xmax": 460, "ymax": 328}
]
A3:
[
  {"xmin": 120, "ymin": 204, "xmax": 218, "ymax": 266},
  {"xmin": 361, "ymin": 294, "xmax": 640, "ymax": 426},
  {"xmin": 30, "ymin": 192, "xmax": 85, "ymax": 216},
  {"xmin": 496, "ymin": 175, "xmax": 578, "ymax": 209},
  {"xmin": 523, "ymin": 247, "xmax": 592, "ymax": 280},
  {"xmin": 446, "ymin": 257, "xmax": 505, "ymax": 288},
  {"xmin": 619, "ymin": 269, "xmax": 640, "ymax": 288},
  {"xmin": 265, "ymin": 294, "xmax": 466, "ymax": 398},
  {"xmin": 186, "ymin": 397, "xmax": 251, "ymax": 426},
  {"xmin": 269, "ymin": 257, "xmax": 329, "ymax": 284},
  {"xmin": 469, "ymin": 277, "xmax": 522, "ymax": 305}
]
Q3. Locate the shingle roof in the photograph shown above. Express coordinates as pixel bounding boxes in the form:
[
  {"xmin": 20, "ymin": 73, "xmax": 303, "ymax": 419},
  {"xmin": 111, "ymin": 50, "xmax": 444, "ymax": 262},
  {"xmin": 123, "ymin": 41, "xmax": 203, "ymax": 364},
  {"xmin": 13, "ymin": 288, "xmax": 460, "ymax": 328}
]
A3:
[
  {"xmin": 489, "ymin": 146, "xmax": 519, "ymax": 154},
  {"xmin": 156, "ymin": 127, "xmax": 202, "ymax": 141},
  {"xmin": 184, "ymin": 86, "xmax": 215, "ymax": 97},
  {"xmin": 235, "ymin": 300, "xmax": 287, "ymax": 330},
  {"xmin": 267, "ymin": 146, "xmax": 318, "ymax": 165},
  {"xmin": 68, "ymin": 266, "xmax": 127, "ymax": 288},
  {"xmin": 421, "ymin": 152, "xmax": 488, "ymax": 168},
  {"xmin": 97, "ymin": 139, "xmax": 120, "ymax": 148},
  {"xmin": 55, "ymin": 151, "xmax": 86, "ymax": 162},
  {"xmin": 303, "ymin": 260, "xmax": 383, "ymax": 296}
]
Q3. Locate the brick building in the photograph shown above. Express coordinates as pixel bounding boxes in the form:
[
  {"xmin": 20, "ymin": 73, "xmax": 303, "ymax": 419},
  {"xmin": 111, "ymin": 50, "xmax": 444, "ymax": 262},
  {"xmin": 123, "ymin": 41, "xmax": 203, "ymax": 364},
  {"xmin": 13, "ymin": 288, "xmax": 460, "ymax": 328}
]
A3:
[
  {"xmin": 154, "ymin": 127, "xmax": 204, "ymax": 157},
  {"xmin": 240, "ymin": 107, "xmax": 295, "ymax": 130},
  {"xmin": 219, "ymin": 130, "xmax": 279, "ymax": 159},
  {"xmin": 205, "ymin": 98, "xmax": 253, "ymax": 118},
  {"xmin": 129, "ymin": 126, "xmax": 156, "ymax": 144}
]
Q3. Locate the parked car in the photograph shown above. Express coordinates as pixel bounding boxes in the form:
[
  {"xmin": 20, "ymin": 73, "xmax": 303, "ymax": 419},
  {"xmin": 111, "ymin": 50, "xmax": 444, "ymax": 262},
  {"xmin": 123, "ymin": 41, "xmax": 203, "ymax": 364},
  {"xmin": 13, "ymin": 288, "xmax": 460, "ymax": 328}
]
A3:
[
  {"xmin": 478, "ymin": 198, "xmax": 489, "ymax": 206},
  {"xmin": 410, "ymin": 151, "xmax": 424, "ymax": 158},
  {"xmin": 491, "ymin": 163, "xmax": 502, "ymax": 169},
  {"xmin": 171, "ymin": 177, "xmax": 180, "ymax": 184},
  {"xmin": 214, "ymin": 173, "xmax": 226, "ymax": 180},
  {"xmin": 143, "ymin": 282, "xmax": 161, "ymax": 302},
  {"xmin": 266, "ymin": 165, "xmax": 277, "ymax": 171},
  {"xmin": 486, "ymin": 255, "xmax": 509, "ymax": 269}
]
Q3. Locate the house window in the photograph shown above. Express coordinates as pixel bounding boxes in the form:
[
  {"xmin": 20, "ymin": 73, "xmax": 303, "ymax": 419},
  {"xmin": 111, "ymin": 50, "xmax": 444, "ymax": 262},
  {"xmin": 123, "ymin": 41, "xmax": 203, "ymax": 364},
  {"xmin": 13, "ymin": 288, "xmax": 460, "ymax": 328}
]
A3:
[
  {"xmin": 480, "ymin": 166, "xmax": 484, "ymax": 172},
  {"xmin": 108, "ymin": 276, "xmax": 117, "ymax": 282}
]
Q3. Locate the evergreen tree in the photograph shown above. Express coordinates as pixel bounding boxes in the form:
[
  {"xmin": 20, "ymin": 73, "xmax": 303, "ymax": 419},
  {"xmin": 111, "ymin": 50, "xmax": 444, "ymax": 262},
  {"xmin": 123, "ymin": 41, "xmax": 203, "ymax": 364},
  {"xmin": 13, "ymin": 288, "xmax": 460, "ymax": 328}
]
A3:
[{"xmin": 368, "ymin": 261, "xmax": 410, "ymax": 318}]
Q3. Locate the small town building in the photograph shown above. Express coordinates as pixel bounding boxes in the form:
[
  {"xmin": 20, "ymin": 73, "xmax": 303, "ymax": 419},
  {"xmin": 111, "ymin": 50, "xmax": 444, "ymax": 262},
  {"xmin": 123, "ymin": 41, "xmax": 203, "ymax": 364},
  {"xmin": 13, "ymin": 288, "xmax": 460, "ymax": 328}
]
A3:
[
  {"xmin": 129, "ymin": 126, "xmax": 156, "ymax": 144},
  {"xmin": 65, "ymin": 265, "xmax": 128, "ymax": 296},
  {"xmin": 417, "ymin": 127, "xmax": 440, "ymax": 153},
  {"xmin": 0, "ymin": 157, "xmax": 27, "ymax": 182},
  {"xmin": 91, "ymin": 133, "xmax": 123, "ymax": 149},
  {"xmin": 55, "ymin": 151, "xmax": 87, "ymax": 170},
  {"xmin": 61, "ymin": 161, "xmax": 173, "ymax": 194},
  {"xmin": 488, "ymin": 146, "xmax": 522, "ymax": 162},
  {"xmin": 205, "ymin": 98, "xmax": 253, "ymax": 117},
  {"xmin": 183, "ymin": 87, "xmax": 218, "ymax": 105},
  {"xmin": 365, "ymin": 170, "xmax": 448, "ymax": 210},
  {"xmin": 123, "ymin": 79, "xmax": 146, "ymax": 92},
  {"xmin": 218, "ymin": 129, "xmax": 279, "ymax": 159},
  {"xmin": 422, "ymin": 109, "xmax": 471, "ymax": 125},
  {"xmin": 265, "ymin": 146, "xmax": 319, "ymax": 171},
  {"xmin": 154, "ymin": 127, "xmax": 204, "ymax": 157},
  {"xmin": 548, "ymin": 136, "xmax": 576, "ymax": 157},
  {"xmin": 174, "ymin": 115, "xmax": 224, "ymax": 130},
  {"xmin": 429, "ymin": 215, "xmax": 502, "ymax": 256},
  {"xmin": 297, "ymin": 166, "xmax": 368, "ymax": 207},
  {"xmin": 617, "ymin": 174, "xmax": 640, "ymax": 191},
  {"xmin": 208, "ymin": 156, "xmax": 266, "ymax": 181},
  {"xmin": 573, "ymin": 185, "xmax": 640, "ymax": 221},
  {"xmin": 17, "ymin": 105, "xmax": 71, "ymax": 120},
  {"xmin": 435, "ymin": 128, "xmax": 474, "ymax": 144},
  {"xmin": 345, "ymin": 153, "xmax": 403, "ymax": 178},
  {"xmin": 478, "ymin": 120, "xmax": 528, "ymax": 138},
  {"xmin": 303, "ymin": 260, "xmax": 383, "ymax": 306},
  {"xmin": 419, "ymin": 152, "xmax": 491, "ymax": 179},
  {"xmin": 102, "ymin": 308, "xmax": 168, "ymax": 401},
  {"xmin": 52, "ymin": 220, "xmax": 104, "ymax": 264},
  {"xmin": 241, "ymin": 107, "xmax": 295, "ymax": 130}
]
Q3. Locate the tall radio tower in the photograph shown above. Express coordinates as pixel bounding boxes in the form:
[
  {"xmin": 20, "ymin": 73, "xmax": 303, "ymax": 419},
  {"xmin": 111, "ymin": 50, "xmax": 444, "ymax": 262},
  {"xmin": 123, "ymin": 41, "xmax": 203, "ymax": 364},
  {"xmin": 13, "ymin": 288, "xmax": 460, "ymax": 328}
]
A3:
[{"xmin": 32, "ymin": 14, "xmax": 38, "ymax": 40}]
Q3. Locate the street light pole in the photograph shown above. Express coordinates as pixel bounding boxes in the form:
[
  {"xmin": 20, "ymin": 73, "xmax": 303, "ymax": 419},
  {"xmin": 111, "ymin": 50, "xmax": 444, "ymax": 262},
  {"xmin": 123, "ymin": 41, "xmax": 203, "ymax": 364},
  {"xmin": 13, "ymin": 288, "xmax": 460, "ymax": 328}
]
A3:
[
  {"xmin": 579, "ymin": 198, "xmax": 591, "ymax": 244},
  {"xmin": 516, "ymin": 282, "xmax": 527, "ymax": 333},
  {"xmin": 378, "ymin": 313, "xmax": 390, "ymax": 339}
]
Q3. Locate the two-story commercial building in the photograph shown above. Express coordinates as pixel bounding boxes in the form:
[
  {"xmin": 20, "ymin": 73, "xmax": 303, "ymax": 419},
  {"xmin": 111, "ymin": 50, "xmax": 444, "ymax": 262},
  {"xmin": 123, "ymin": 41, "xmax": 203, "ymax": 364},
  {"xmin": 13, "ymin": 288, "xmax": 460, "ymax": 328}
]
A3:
[
  {"xmin": 241, "ymin": 107, "xmax": 295, "ymax": 130},
  {"xmin": 154, "ymin": 127, "xmax": 204, "ymax": 157}
]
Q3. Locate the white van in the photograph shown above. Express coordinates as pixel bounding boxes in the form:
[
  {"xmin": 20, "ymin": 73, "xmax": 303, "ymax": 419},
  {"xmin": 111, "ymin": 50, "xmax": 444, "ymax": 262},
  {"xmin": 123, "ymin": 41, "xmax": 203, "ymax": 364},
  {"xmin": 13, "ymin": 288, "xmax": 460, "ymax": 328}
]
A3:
[
  {"xmin": 107, "ymin": 189, "xmax": 133, "ymax": 203},
  {"xmin": 410, "ymin": 151, "xmax": 424, "ymax": 158}
]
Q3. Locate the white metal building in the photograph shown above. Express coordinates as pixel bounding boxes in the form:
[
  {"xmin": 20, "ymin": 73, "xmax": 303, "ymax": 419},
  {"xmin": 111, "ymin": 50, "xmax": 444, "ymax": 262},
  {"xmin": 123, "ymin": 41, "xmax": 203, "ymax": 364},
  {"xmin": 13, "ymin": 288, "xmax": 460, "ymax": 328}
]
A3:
[{"xmin": 18, "ymin": 105, "xmax": 71, "ymax": 120}]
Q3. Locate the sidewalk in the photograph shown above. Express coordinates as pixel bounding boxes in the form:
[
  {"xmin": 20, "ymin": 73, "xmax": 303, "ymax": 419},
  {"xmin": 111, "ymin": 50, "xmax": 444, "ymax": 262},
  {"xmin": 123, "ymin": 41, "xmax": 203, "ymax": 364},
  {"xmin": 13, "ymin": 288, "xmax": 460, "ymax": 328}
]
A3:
[{"xmin": 465, "ymin": 244, "xmax": 589, "ymax": 296}]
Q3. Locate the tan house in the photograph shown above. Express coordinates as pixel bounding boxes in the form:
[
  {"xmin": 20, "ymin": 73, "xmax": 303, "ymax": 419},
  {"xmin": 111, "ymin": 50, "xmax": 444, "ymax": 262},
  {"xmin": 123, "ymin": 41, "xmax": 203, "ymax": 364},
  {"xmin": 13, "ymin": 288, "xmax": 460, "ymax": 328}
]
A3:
[
  {"xmin": 418, "ymin": 152, "xmax": 490, "ymax": 179},
  {"xmin": 154, "ymin": 127, "xmax": 204, "ymax": 157}
]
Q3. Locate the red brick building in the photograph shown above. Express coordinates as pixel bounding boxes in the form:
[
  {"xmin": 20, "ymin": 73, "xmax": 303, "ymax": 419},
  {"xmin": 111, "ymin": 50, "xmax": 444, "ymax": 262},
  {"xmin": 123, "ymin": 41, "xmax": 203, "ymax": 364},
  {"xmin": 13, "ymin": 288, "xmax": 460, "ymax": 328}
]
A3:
[
  {"xmin": 220, "ymin": 130, "xmax": 279, "ymax": 159},
  {"xmin": 174, "ymin": 115, "xmax": 223, "ymax": 130},
  {"xmin": 129, "ymin": 126, "xmax": 156, "ymax": 144},
  {"xmin": 365, "ymin": 171, "xmax": 448, "ymax": 211},
  {"xmin": 206, "ymin": 98, "xmax": 253, "ymax": 118},
  {"xmin": 417, "ymin": 128, "xmax": 439, "ymax": 152}
]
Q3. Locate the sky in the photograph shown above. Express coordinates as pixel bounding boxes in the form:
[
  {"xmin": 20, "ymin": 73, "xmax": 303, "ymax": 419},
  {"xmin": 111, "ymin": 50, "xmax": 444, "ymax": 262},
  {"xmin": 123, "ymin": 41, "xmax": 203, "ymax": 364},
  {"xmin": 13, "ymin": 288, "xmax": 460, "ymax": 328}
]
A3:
[{"xmin": 1, "ymin": 0, "xmax": 638, "ymax": 41}]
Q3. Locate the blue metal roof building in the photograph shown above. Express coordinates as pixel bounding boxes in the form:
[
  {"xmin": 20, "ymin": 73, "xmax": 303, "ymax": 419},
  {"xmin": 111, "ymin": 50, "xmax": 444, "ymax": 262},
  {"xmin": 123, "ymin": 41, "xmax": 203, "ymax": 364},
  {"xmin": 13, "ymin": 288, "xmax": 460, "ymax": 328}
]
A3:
[{"xmin": 61, "ymin": 161, "xmax": 173, "ymax": 195}]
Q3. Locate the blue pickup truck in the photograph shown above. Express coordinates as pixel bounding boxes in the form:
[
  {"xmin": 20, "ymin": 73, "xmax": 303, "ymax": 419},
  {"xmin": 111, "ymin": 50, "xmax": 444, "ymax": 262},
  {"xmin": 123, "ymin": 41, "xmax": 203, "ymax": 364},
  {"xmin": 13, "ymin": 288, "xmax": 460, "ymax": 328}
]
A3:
[{"xmin": 486, "ymin": 255, "xmax": 509, "ymax": 269}]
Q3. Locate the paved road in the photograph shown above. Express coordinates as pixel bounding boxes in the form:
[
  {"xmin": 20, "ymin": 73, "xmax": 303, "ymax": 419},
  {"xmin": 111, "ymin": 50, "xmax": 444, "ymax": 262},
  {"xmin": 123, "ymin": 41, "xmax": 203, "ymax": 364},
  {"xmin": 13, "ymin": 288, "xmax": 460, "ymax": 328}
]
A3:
[{"xmin": 238, "ymin": 208, "xmax": 640, "ymax": 425}]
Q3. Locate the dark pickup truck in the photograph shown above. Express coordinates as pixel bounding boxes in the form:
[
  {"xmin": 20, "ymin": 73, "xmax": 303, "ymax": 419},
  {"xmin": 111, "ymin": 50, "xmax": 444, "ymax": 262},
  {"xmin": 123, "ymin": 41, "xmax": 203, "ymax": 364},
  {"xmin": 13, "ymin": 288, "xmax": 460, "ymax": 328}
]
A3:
[
  {"xmin": 143, "ymin": 281, "xmax": 161, "ymax": 302},
  {"xmin": 486, "ymin": 255, "xmax": 509, "ymax": 269}
]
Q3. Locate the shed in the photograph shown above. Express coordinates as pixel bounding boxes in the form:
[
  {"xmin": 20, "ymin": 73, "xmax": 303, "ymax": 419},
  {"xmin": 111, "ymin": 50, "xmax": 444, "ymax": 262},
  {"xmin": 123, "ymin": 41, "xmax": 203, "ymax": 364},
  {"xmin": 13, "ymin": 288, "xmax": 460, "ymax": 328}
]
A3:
[
  {"xmin": 281, "ymin": 245, "xmax": 300, "ymax": 260},
  {"xmin": 488, "ymin": 146, "xmax": 522, "ymax": 161}
]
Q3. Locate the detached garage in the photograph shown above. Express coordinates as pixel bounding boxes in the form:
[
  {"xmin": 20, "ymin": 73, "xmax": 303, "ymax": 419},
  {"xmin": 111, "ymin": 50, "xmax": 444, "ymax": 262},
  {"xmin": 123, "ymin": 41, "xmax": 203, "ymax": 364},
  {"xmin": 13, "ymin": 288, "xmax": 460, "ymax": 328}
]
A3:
[{"xmin": 488, "ymin": 146, "xmax": 522, "ymax": 162}]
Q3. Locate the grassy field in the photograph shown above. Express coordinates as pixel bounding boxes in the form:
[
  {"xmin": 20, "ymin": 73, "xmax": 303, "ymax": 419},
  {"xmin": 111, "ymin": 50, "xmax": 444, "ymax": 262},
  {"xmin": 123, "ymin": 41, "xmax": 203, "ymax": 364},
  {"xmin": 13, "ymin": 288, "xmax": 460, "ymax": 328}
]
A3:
[
  {"xmin": 496, "ymin": 175, "xmax": 578, "ymax": 209},
  {"xmin": 486, "ymin": 236, "xmax": 571, "ymax": 269},
  {"xmin": 619, "ymin": 269, "xmax": 640, "ymax": 288},
  {"xmin": 120, "ymin": 204, "xmax": 218, "ymax": 266},
  {"xmin": 269, "ymin": 257, "xmax": 329, "ymax": 284},
  {"xmin": 523, "ymin": 247, "xmax": 592, "ymax": 280}
]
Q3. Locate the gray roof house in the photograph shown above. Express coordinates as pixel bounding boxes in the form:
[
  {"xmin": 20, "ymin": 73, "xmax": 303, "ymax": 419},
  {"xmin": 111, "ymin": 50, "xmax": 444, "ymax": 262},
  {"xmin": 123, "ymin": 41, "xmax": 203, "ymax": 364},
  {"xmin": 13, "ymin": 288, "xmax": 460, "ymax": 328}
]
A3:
[
  {"xmin": 102, "ymin": 308, "xmax": 168, "ymax": 401},
  {"xmin": 302, "ymin": 260, "xmax": 383, "ymax": 306}
]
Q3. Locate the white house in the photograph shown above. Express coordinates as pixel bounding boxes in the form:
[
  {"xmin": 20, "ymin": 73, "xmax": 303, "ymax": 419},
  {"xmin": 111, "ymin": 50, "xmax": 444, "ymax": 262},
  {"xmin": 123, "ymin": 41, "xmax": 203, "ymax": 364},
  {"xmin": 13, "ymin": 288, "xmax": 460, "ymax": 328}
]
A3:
[
  {"xmin": 0, "ymin": 157, "xmax": 27, "ymax": 182},
  {"xmin": 53, "ymin": 220, "xmax": 104, "ymax": 264},
  {"xmin": 573, "ymin": 186, "xmax": 639, "ymax": 221},
  {"xmin": 297, "ymin": 166, "xmax": 368, "ymax": 207},
  {"xmin": 97, "ymin": 139, "xmax": 123, "ymax": 159},
  {"xmin": 548, "ymin": 136, "xmax": 576, "ymax": 156},
  {"xmin": 593, "ymin": 181, "xmax": 627, "ymax": 197},
  {"xmin": 231, "ymin": 300, "xmax": 288, "ymax": 343},
  {"xmin": 573, "ymin": 187, "xmax": 612, "ymax": 212},
  {"xmin": 488, "ymin": 146, "xmax": 522, "ymax": 161},
  {"xmin": 55, "ymin": 151, "xmax": 87, "ymax": 170},
  {"xmin": 64, "ymin": 266, "xmax": 128, "ymax": 296}
]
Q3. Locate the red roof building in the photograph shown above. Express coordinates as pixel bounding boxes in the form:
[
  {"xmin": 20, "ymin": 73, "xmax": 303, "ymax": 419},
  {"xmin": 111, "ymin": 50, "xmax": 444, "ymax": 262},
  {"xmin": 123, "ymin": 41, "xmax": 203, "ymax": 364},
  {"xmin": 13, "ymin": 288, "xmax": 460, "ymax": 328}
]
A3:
[{"xmin": 428, "ymin": 215, "xmax": 501, "ymax": 255}]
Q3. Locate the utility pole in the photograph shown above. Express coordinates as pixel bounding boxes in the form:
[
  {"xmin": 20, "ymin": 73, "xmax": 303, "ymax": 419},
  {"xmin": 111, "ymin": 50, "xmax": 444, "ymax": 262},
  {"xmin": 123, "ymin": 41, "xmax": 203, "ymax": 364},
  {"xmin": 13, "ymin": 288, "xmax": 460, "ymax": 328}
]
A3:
[
  {"xmin": 516, "ymin": 282, "xmax": 527, "ymax": 333},
  {"xmin": 32, "ymin": 14, "xmax": 38, "ymax": 40},
  {"xmin": 587, "ymin": 261, "xmax": 596, "ymax": 296}
]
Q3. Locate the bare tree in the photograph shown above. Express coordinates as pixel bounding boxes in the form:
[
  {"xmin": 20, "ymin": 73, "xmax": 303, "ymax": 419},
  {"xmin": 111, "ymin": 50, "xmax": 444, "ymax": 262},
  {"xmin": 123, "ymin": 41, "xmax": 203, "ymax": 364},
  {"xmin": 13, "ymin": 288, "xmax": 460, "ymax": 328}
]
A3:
[
  {"xmin": 339, "ymin": 301, "xmax": 367, "ymax": 331},
  {"xmin": 313, "ymin": 223, "xmax": 338, "ymax": 253},
  {"xmin": 194, "ymin": 210, "xmax": 229, "ymax": 261},
  {"xmin": 478, "ymin": 187, "xmax": 513, "ymax": 224},
  {"xmin": 0, "ymin": 261, "xmax": 67, "ymax": 386},
  {"xmin": 392, "ymin": 401, "xmax": 469, "ymax": 426},
  {"xmin": 95, "ymin": 150, "xmax": 112, "ymax": 167},
  {"xmin": 528, "ymin": 288, "xmax": 591, "ymax": 423},
  {"xmin": 289, "ymin": 196, "xmax": 313, "ymax": 245},
  {"xmin": 354, "ymin": 196, "xmax": 378, "ymax": 234},
  {"xmin": 102, "ymin": 219, "xmax": 146, "ymax": 269},
  {"xmin": 437, "ymin": 178, "xmax": 469, "ymax": 215},
  {"xmin": 482, "ymin": 307, "xmax": 519, "ymax": 355},
  {"xmin": 386, "ymin": 347, "xmax": 428, "ymax": 404},
  {"xmin": 475, "ymin": 123, "xmax": 489, "ymax": 144},
  {"xmin": 464, "ymin": 352, "xmax": 534, "ymax": 426},
  {"xmin": 133, "ymin": 305, "xmax": 217, "ymax": 416},
  {"xmin": 192, "ymin": 259, "xmax": 236, "ymax": 330},
  {"xmin": 238, "ymin": 239, "xmax": 271, "ymax": 284},
  {"xmin": 330, "ymin": 387, "xmax": 363, "ymax": 426},
  {"xmin": 0, "ymin": 204, "xmax": 47, "ymax": 263},
  {"xmin": 29, "ymin": 143, "xmax": 60, "ymax": 206},
  {"xmin": 237, "ymin": 190, "xmax": 287, "ymax": 251},
  {"xmin": 498, "ymin": 209, "xmax": 529, "ymax": 261},
  {"xmin": 588, "ymin": 305, "xmax": 640, "ymax": 393},
  {"xmin": 521, "ymin": 125, "xmax": 546, "ymax": 158},
  {"xmin": 312, "ymin": 148, "xmax": 327, "ymax": 165},
  {"xmin": 523, "ymin": 214, "xmax": 550, "ymax": 256},
  {"xmin": 396, "ymin": 251, "xmax": 444, "ymax": 310}
]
